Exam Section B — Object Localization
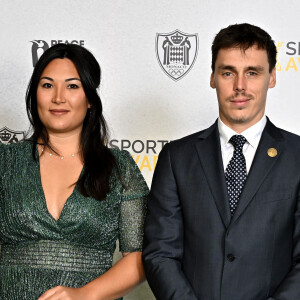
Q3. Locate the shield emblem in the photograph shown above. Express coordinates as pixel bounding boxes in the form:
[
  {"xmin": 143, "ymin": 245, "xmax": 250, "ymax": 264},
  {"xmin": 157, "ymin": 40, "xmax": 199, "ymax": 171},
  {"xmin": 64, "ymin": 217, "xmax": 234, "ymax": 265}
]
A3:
[
  {"xmin": 156, "ymin": 29, "xmax": 198, "ymax": 81},
  {"xmin": 0, "ymin": 127, "xmax": 25, "ymax": 144}
]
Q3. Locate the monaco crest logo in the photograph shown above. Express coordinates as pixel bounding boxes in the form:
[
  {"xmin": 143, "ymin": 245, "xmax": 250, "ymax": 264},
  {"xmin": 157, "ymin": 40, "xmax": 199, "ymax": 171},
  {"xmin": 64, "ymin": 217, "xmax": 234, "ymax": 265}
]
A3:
[
  {"xmin": 156, "ymin": 29, "xmax": 198, "ymax": 81},
  {"xmin": 0, "ymin": 127, "xmax": 25, "ymax": 144}
]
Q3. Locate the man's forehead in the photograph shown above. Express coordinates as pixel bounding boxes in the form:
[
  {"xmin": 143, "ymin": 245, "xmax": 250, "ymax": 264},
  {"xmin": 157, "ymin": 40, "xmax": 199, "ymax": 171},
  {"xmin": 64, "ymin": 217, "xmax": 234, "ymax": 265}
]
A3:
[{"xmin": 215, "ymin": 46, "xmax": 269, "ymax": 65}]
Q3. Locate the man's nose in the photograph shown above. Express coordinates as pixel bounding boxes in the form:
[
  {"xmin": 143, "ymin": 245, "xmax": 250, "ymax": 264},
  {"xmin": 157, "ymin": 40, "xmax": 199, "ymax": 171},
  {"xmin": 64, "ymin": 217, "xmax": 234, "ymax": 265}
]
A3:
[{"xmin": 234, "ymin": 74, "xmax": 246, "ymax": 92}]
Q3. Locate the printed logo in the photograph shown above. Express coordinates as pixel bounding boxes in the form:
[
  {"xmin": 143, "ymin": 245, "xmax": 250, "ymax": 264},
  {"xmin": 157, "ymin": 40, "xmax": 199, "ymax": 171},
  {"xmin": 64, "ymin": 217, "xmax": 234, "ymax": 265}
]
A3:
[
  {"xmin": 275, "ymin": 41, "xmax": 300, "ymax": 72},
  {"xmin": 30, "ymin": 40, "xmax": 85, "ymax": 67},
  {"xmin": 156, "ymin": 29, "xmax": 198, "ymax": 81},
  {"xmin": 109, "ymin": 139, "xmax": 170, "ymax": 172},
  {"xmin": 31, "ymin": 40, "xmax": 50, "ymax": 67},
  {"xmin": 0, "ymin": 127, "xmax": 25, "ymax": 144},
  {"xmin": 275, "ymin": 42, "xmax": 284, "ymax": 71}
]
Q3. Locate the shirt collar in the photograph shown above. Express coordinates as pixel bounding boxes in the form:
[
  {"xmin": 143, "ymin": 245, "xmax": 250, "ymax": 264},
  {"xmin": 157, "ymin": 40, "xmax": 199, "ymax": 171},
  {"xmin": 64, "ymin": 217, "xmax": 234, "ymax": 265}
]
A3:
[{"xmin": 218, "ymin": 116, "xmax": 267, "ymax": 148}]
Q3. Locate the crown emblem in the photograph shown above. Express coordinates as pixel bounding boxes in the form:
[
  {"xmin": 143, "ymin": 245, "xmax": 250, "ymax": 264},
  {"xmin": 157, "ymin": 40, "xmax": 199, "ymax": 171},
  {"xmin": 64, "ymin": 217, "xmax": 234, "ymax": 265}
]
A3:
[
  {"xmin": 0, "ymin": 127, "xmax": 25, "ymax": 144},
  {"xmin": 171, "ymin": 33, "xmax": 183, "ymax": 44},
  {"xmin": 0, "ymin": 130, "xmax": 11, "ymax": 142}
]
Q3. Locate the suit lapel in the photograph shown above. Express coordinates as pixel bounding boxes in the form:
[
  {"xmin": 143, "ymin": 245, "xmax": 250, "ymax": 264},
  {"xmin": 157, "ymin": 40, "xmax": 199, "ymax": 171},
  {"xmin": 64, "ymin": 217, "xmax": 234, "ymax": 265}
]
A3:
[
  {"xmin": 195, "ymin": 121, "xmax": 231, "ymax": 228},
  {"xmin": 230, "ymin": 119, "xmax": 284, "ymax": 226}
]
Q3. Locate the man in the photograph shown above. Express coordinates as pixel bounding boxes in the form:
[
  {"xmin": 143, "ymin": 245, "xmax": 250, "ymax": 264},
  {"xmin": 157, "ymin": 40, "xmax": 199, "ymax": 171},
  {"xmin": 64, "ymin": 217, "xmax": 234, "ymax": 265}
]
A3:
[{"xmin": 143, "ymin": 23, "xmax": 300, "ymax": 300}]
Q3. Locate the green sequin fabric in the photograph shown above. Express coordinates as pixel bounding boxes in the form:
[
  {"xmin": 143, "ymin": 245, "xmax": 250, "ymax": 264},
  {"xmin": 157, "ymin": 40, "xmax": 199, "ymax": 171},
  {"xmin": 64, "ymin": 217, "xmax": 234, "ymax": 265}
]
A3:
[{"xmin": 0, "ymin": 141, "xmax": 149, "ymax": 300}]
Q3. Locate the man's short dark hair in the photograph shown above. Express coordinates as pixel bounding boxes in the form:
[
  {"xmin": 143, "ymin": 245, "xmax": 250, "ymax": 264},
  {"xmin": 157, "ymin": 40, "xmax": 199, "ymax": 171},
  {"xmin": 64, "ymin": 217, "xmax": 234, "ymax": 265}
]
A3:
[{"xmin": 211, "ymin": 23, "xmax": 277, "ymax": 73}]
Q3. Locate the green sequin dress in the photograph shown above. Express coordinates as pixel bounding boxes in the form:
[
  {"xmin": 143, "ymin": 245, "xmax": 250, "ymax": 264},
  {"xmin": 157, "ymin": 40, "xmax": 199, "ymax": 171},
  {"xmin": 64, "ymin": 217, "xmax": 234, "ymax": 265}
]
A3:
[{"xmin": 0, "ymin": 141, "xmax": 148, "ymax": 300}]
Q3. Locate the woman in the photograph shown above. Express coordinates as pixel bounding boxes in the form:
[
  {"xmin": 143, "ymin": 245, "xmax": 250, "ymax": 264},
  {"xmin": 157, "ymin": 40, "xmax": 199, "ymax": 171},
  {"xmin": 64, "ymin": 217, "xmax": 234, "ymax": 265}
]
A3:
[{"xmin": 0, "ymin": 44, "xmax": 148, "ymax": 299}]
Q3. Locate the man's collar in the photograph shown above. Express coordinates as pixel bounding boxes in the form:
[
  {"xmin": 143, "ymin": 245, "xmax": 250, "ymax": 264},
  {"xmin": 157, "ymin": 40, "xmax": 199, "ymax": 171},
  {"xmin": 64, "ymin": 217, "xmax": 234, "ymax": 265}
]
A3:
[{"xmin": 218, "ymin": 116, "xmax": 267, "ymax": 148}]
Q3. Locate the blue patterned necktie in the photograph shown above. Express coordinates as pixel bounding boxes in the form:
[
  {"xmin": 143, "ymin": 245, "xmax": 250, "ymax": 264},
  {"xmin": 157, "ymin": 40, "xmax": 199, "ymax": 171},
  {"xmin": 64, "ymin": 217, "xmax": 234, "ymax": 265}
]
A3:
[{"xmin": 225, "ymin": 135, "xmax": 247, "ymax": 216}]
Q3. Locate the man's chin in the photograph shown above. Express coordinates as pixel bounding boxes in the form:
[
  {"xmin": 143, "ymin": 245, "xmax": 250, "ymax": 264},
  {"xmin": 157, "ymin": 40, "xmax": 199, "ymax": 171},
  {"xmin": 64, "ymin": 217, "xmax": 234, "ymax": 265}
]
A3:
[{"xmin": 230, "ymin": 117, "xmax": 248, "ymax": 124}]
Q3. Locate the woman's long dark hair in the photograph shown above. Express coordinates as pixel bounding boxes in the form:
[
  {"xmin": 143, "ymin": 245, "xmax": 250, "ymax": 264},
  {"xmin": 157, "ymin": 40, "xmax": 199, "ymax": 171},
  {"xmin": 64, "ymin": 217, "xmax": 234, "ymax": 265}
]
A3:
[{"xmin": 26, "ymin": 43, "xmax": 117, "ymax": 201}]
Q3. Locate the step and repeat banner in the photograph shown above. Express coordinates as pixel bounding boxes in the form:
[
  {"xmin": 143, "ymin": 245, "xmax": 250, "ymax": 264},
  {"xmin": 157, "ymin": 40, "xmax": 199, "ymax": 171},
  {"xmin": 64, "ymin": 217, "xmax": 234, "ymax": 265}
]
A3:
[{"xmin": 0, "ymin": 1, "xmax": 299, "ymax": 299}]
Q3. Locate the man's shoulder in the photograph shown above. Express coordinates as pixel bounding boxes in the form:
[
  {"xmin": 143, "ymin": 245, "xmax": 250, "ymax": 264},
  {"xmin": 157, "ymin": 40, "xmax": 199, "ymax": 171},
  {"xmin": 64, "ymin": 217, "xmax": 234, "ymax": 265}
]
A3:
[
  {"xmin": 265, "ymin": 120, "xmax": 300, "ymax": 157},
  {"xmin": 167, "ymin": 122, "xmax": 216, "ymax": 152},
  {"xmin": 268, "ymin": 120, "xmax": 300, "ymax": 143},
  {"xmin": 171, "ymin": 131, "xmax": 201, "ymax": 145},
  {"xmin": 277, "ymin": 127, "xmax": 300, "ymax": 148}
]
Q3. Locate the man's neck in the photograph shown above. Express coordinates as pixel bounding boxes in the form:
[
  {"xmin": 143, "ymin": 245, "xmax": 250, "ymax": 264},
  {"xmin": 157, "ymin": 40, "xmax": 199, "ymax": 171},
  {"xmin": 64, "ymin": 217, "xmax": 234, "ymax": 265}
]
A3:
[{"xmin": 219, "ymin": 116, "xmax": 265, "ymax": 134}]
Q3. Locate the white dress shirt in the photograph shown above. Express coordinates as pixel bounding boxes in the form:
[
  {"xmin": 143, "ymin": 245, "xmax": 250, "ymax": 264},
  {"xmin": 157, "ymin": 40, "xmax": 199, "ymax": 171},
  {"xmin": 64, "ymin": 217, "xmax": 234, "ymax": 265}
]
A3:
[{"xmin": 218, "ymin": 116, "xmax": 267, "ymax": 174}]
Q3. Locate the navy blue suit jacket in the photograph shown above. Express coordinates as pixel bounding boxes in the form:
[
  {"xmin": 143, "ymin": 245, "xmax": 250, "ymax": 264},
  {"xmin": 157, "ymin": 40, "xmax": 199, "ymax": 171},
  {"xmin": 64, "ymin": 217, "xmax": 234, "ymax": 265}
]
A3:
[{"xmin": 143, "ymin": 119, "xmax": 300, "ymax": 300}]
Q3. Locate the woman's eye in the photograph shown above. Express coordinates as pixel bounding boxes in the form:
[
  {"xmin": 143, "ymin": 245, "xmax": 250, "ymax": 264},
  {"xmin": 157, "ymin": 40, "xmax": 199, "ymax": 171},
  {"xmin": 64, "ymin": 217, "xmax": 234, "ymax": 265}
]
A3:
[
  {"xmin": 68, "ymin": 84, "xmax": 79, "ymax": 89},
  {"xmin": 42, "ymin": 83, "xmax": 52, "ymax": 88}
]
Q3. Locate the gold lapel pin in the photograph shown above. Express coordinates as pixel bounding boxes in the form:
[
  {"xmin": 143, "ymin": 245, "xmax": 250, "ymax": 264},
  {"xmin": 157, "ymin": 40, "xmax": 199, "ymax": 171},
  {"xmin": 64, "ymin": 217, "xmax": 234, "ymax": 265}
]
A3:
[{"xmin": 267, "ymin": 148, "xmax": 277, "ymax": 157}]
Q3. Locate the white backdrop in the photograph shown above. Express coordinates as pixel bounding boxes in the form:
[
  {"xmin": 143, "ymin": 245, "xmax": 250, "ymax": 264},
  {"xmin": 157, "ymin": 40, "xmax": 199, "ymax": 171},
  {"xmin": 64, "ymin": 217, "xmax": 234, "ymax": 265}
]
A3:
[{"xmin": 0, "ymin": 1, "xmax": 299, "ymax": 299}]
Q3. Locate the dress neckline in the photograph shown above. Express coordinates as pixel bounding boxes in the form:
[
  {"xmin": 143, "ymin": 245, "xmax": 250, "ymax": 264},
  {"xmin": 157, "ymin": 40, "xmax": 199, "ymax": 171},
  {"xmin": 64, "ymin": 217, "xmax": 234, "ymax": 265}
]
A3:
[{"xmin": 35, "ymin": 145, "xmax": 83, "ymax": 223}]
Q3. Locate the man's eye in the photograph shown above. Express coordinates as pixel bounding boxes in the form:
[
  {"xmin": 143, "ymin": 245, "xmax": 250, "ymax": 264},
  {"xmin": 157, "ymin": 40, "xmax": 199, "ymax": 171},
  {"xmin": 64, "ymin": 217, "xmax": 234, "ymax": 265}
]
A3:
[
  {"xmin": 68, "ymin": 84, "xmax": 79, "ymax": 89},
  {"xmin": 223, "ymin": 72, "xmax": 232, "ymax": 77},
  {"xmin": 42, "ymin": 83, "xmax": 52, "ymax": 88},
  {"xmin": 248, "ymin": 71, "xmax": 257, "ymax": 76}
]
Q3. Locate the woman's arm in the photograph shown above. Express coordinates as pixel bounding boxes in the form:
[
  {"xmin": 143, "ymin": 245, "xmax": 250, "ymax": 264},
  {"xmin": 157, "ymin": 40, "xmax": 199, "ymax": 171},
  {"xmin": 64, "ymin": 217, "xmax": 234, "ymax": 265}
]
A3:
[{"xmin": 38, "ymin": 251, "xmax": 145, "ymax": 300}]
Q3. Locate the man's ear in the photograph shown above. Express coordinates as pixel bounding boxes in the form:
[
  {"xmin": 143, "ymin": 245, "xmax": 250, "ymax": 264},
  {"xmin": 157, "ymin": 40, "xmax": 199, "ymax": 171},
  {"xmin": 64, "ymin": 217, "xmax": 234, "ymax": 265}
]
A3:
[
  {"xmin": 210, "ymin": 73, "xmax": 216, "ymax": 89},
  {"xmin": 268, "ymin": 67, "xmax": 276, "ymax": 88}
]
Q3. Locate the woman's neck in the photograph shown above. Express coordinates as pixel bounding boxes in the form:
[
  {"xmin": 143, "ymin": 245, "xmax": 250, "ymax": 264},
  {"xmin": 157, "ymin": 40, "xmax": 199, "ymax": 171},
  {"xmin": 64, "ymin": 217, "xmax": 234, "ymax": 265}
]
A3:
[{"xmin": 42, "ymin": 131, "xmax": 82, "ymax": 156}]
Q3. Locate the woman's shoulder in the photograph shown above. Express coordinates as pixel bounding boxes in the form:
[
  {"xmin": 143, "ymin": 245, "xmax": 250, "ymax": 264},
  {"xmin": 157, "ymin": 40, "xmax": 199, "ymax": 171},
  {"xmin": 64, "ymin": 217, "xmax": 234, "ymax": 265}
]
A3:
[
  {"xmin": 0, "ymin": 140, "xmax": 33, "ymax": 172},
  {"xmin": 109, "ymin": 146, "xmax": 148, "ymax": 194},
  {"xmin": 109, "ymin": 147, "xmax": 135, "ymax": 170},
  {"xmin": 0, "ymin": 140, "xmax": 33, "ymax": 157},
  {"xmin": 110, "ymin": 147, "xmax": 130, "ymax": 159},
  {"xmin": 0, "ymin": 139, "xmax": 32, "ymax": 149}
]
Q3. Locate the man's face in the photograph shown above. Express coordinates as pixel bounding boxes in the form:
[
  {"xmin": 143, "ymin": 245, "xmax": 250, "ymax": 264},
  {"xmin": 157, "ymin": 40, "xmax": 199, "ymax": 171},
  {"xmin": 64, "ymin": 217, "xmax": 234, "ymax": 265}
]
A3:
[{"xmin": 210, "ymin": 46, "xmax": 276, "ymax": 132}]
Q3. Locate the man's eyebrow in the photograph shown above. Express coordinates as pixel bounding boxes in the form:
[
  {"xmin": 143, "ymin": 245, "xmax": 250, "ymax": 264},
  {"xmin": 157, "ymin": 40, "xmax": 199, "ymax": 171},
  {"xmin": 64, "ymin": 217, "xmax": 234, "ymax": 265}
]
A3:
[
  {"xmin": 245, "ymin": 66, "xmax": 265, "ymax": 72},
  {"xmin": 217, "ymin": 65, "xmax": 236, "ymax": 71},
  {"xmin": 216, "ymin": 65, "xmax": 265, "ymax": 72}
]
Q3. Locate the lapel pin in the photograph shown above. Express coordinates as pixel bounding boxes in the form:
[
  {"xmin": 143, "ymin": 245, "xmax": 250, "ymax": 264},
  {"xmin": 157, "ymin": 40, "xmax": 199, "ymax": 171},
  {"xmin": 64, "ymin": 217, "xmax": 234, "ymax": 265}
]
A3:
[{"xmin": 267, "ymin": 148, "xmax": 277, "ymax": 157}]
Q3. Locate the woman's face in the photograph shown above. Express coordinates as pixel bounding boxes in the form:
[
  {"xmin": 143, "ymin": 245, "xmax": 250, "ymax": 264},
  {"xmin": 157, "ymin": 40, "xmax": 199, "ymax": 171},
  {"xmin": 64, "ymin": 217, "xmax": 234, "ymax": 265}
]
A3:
[{"xmin": 36, "ymin": 58, "xmax": 90, "ymax": 135}]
